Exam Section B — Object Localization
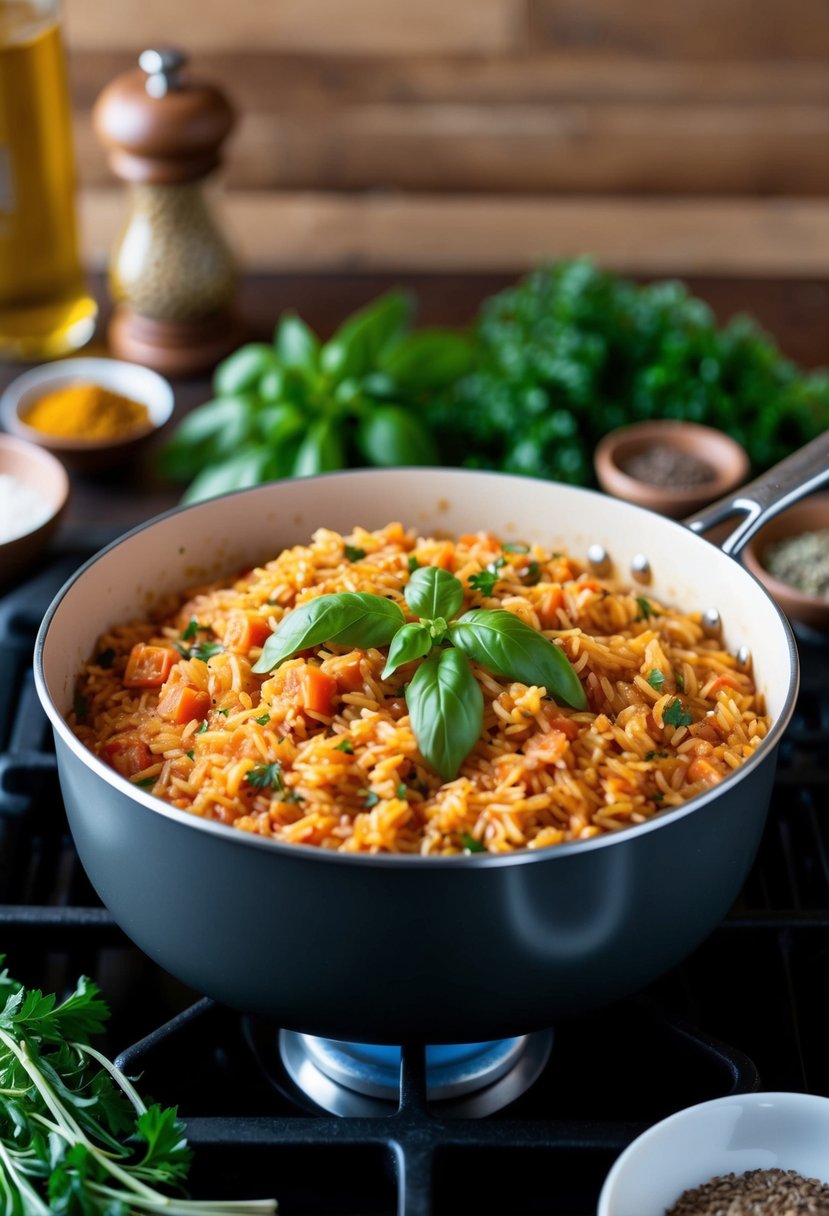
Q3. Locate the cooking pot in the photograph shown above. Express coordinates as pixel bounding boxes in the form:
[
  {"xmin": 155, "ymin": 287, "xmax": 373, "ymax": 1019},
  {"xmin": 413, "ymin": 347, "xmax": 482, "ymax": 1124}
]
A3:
[{"xmin": 34, "ymin": 436, "xmax": 829, "ymax": 1043}]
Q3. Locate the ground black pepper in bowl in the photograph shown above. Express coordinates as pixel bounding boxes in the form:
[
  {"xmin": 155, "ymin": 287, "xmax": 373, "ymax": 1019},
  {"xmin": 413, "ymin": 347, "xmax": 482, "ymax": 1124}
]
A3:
[
  {"xmin": 666, "ymin": 1167, "xmax": 829, "ymax": 1215},
  {"xmin": 618, "ymin": 443, "xmax": 716, "ymax": 488}
]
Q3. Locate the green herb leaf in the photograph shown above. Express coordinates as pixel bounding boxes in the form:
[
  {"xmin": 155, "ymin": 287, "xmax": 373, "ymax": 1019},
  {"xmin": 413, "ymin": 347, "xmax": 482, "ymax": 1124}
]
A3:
[
  {"xmin": 274, "ymin": 311, "xmax": 320, "ymax": 373},
  {"xmin": 635, "ymin": 596, "xmax": 656, "ymax": 621},
  {"xmin": 502, "ymin": 542, "xmax": 530, "ymax": 554},
  {"xmin": 335, "ymin": 739, "xmax": 354, "ymax": 753},
  {"xmin": 460, "ymin": 831, "xmax": 486, "ymax": 853},
  {"xmin": 363, "ymin": 790, "xmax": 380, "ymax": 808},
  {"xmin": 675, "ymin": 671, "xmax": 686, "ymax": 692},
  {"xmin": 252, "ymin": 592, "xmax": 405, "ymax": 673},
  {"xmin": 356, "ymin": 403, "xmax": 437, "ymax": 467},
  {"xmin": 186, "ymin": 749, "xmax": 194, "ymax": 760},
  {"xmin": 404, "ymin": 565, "xmax": 464, "ymax": 622},
  {"xmin": 344, "ymin": 544, "xmax": 367, "ymax": 562},
  {"xmin": 663, "ymin": 699, "xmax": 693, "ymax": 729},
  {"xmin": 255, "ymin": 712, "xmax": 271, "ymax": 725},
  {"xmin": 180, "ymin": 443, "xmax": 275, "ymax": 505},
  {"xmin": 381, "ymin": 621, "xmax": 433, "ymax": 679},
  {"xmin": 181, "ymin": 616, "xmax": 202, "ymax": 641},
  {"xmin": 647, "ymin": 669, "xmax": 666, "ymax": 690},
  {"xmin": 159, "ymin": 395, "xmax": 257, "ymax": 482},
  {"xmin": 177, "ymin": 639, "xmax": 225, "ymax": 662},
  {"xmin": 197, "ymin": 720, "xmax": 209, "ymax": 733},
  {"xmin": 214, "ymin": 341, "xmax": 279, "ymax": 396},
  {"xmin": 291, "ymin": 416, "xmax": 347, "ymax": 477},
  {"xmin": 408, "ymin": 555, "xmax": 420, "ymax": 572},
  {"xmin": 406, "ymin": 648, "xmax": 484, "ymax": 780},
  {"xmin": 645, "ymin": 750, "xmax": 668, "ymax": 760},
  {"xmin": 396, "ymin": 782, "xmax": 407, "ymax": 798},
  {"xmin": 245, "ymin": 761, "xmax": 285, "ymax": 791},
  {"xmin": 450, "ymin": 609, "xmax": 587, "ymax": 710},
  {"xmin": 378, "ymin": 329, "xmax": 475, "ymax": 391},
  {"xmin": 320, "ymin": 290, "xmax": 412, "ymax": 381},
  {"xmin": 469, "ymin": 558, "xmax": 505, "ymax": 597},
  {"xmin": 522, "ymin": 560, "xmax": 541, "ymax": 586}
]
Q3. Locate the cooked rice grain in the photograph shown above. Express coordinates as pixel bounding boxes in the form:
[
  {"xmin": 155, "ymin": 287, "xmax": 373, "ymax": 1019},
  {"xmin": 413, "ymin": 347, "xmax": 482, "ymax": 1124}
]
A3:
[{"xmin": 70, "ymin": 523, "xmax": 769, "ymax": 855}]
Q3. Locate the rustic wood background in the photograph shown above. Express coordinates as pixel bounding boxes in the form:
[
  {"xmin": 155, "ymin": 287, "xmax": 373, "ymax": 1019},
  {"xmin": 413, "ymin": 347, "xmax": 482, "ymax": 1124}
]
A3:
[{"xmin": 63, "ymin": 0, "xmax": 829, "ymax": 275}]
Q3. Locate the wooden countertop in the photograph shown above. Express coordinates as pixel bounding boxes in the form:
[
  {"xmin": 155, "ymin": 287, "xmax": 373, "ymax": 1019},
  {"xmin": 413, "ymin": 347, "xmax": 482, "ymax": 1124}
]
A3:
[{"xmin": 3, "ymin": 271, "xmax": 829, "ymax": 547}]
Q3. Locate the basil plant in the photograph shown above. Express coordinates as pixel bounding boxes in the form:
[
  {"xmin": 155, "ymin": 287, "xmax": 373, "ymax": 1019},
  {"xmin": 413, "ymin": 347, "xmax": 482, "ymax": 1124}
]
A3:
[{"xmin": 253, "ymin": 566, "xmax": 586, "ymax": 780}]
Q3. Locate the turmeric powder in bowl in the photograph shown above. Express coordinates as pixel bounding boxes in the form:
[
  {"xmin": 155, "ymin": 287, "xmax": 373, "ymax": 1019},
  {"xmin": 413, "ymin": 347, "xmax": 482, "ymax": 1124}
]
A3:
[{"xmin": 23, "ymin": 382, "xmax": 151, "ymax": 441}]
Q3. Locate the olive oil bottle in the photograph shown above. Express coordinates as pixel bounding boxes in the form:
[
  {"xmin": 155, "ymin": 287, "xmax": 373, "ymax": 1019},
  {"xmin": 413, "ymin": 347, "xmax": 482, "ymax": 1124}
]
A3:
[{"xmin": 0, "ymin": 1, "xmax": 96, "ymax": 359}]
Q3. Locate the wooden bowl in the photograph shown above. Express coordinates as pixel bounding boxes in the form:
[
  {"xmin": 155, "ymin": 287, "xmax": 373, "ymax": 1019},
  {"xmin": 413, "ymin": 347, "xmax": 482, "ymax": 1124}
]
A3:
[
  {"xmin": 0, "ymin": 434, "xmax": 70, "ymax": 586},
  {"xmin": 594, "ymin": 421, "xmax": 750, "ymax": 520},
  {"xmin": 742, "ymin": 493, "xmax": 829, "ymax": 633},
  {"xmin": 0, "ymin": 357, "xmax": 174, "ymax": 474}
]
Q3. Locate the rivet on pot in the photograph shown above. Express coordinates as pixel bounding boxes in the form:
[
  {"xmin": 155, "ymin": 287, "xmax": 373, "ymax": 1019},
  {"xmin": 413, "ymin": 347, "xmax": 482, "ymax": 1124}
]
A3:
[
  {"xmin": 736, "ymin": 645, "xmax": 752, "ymax": 668},
  {"xmin": 702, "ymin": 608, "xmax": 721, "ymax": 635},
  {"xmin": 587, "ymin": 543, "xmax": 610, "ymax": 575},
  {"xmin": 630, "ymin": 554, "xmax": 651, "ymax": 584}
]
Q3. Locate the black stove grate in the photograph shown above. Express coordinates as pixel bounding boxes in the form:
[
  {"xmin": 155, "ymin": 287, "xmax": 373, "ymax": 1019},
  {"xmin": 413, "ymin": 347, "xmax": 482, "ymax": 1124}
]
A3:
[{"xmin": 2, "ymin": 555, "xmax": 829, "ymax": 1215}]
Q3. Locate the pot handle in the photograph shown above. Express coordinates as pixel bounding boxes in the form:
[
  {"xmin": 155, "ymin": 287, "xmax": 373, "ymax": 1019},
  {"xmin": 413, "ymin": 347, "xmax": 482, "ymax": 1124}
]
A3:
[{"xmin": 686, "ymin": 429, "xmax": 829, "ymax": 557}]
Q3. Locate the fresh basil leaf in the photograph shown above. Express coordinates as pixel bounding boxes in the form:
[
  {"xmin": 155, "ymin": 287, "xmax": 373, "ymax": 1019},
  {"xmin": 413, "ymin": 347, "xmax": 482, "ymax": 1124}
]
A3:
[
  {"xmin": 258, "ymin": 365, "xmax": 285, "ymax": 403},
  {"xmin": 381, "ymin": 622, "xmax": 432, "ymax": 679},
  {"xmin": 379, "ymin": 329, "xmax": 475, "ymax": 391},
  {"xmin": 450, "ymin": 609, "xmax": 587, "ymax": 709},
  {"xmin": 257, "ymin": 401, "xmax": 306, "ymax": 446},
  {"xmin": 406, "ymin": 648, "xmax": 483, "ymax": 781},
  {"xmin": 275, "ymin": 311, "xmax": 320, "ymax": 373},
  {"xmin": 320, "ymin": 290, "xmax": 413, "ymax": 381},
  {"xmin": 159, "ymin": 395, "xmax": 257, "ymax": 481},
  {"xmin": 356, "ymin": 403, "xmax": 437, "ymax": 467},
  {"xmin": 252, "ymin": 592, "xmax": 405, "ymax": 673},
  {"xmin": 180, "ymin": 444, "xmax": 274, "ymax": 504},
  {"xmin": 291, "ymin": 417, "xmax": 346, "ymax": 477},
  {"xmin": 404, "ymin": 565, "xmax": 464, "ymax": 622},
  {"xmin": 214, "ymin": 343, "xmax": 278, "ymax": 396}
]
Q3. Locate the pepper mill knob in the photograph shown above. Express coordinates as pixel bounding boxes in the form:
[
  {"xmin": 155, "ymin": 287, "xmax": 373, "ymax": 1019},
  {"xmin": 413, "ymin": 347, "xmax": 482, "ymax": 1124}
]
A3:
[{"xmin": 93, "ymin": 50, "xmax": 241, "ymax": 376}]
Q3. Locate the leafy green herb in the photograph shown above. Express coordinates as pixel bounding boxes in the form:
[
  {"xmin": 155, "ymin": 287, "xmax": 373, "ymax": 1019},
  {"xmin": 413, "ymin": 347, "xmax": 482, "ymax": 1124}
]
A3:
[
  {"xmin": 407, "ymin": 555, "xmax": 420, "ymax": 573},
  {"xmin": 255, "ymin": 712, "xmax": 271, "ymax": 725},
  {"xmin": 635, "ymin": 597, "xmax": 656, "ymax": 622},
  {"xmin": 0, "ymin": 961, "xmax": 276, "ymax": 1214},
  {"xmin": 186, "ymin": 749, "xmax": 194, "ymax": 760},
  {"xmin": 522, "ymin": 560, "xmax": 541, "ymax": 586},
  {"xmin": 363, "ymin": 790, "xmax": 380, "ymax": 808},
  {"xmin": 245, "ymin": 762, "xmax": 285, "ymax": 791},
  {"xmin": 460, "ymin": 831, "xmax": 486, "ymax": 853},
  {"xmin": 469, "ymin": 557, "xmax": 505, "ymax": 597},
  {"xmin": 135, "ymin": 777, "xmax": 156, "ymax": 789},
  {"xmin": 645, "ymin": 750, "xmax": 668, "ymax": 761},
  {"xmin": 335, "ymin": 739, "xmax": 354, "ymax": 754},
  {"xmin": 663, "ymin": 699, "xmax": 693, "ymax": 729},
  {"xmin": 95, "ymin": 648, "xmax": 115, "ymax": 670},
  {"xmin": 647, "ymin": 669, "xmax": 666, "ymax": 690},
  {"xmin": 196, "ymin": 720, "xmax": 209, "ymax": 733},
  {"xmin": 675, "ymin": 671, "xmax": 686, "ymax": 692},
  {"xmin": 180, "ymin": 616, "xmax": 202, "ymax": 641},
  {"xmin": 502, "ymin": 542, "xmax": 530, "ymax": 554},
  {"xmin": 344, "ymin": 544, "xmax": 367, "ymax": 562},
  {"xmin": 396, "ymin": 782, "xmax": 407, "ymax": 798},
  {"xmin": 217, "ymin": 708, "xmax": 230, "ymax": 716},
  {"xmin": 255, "ymin": 564, "xmax": 585, "ymax": 779}
]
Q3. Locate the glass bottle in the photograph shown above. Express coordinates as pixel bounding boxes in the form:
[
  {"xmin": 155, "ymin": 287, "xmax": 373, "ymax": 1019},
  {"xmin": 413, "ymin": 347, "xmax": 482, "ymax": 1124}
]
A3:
[
  {"xmin": 93, "ymin": 48, "xmax": 239, "ymax": 377},
  {"xmin": 0, "ymin": 0, "xmax": 96, "ymax": 359}
]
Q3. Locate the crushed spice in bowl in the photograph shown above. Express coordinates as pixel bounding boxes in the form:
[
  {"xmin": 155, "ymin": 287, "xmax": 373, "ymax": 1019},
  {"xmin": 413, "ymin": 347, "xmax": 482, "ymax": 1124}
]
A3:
[
  {"xmin": 21, "ymin": 381, "xmax": 151, "ymax": 442},
  {"xmin": 617, "ymin": 443, "xmax": 716, "ymax": 489},
  {"xmin": 742, "ymin": 495, "xmax": 829, "ymax": 632},
  {"xmin": 666, "ymin": 1167, "xmax": 829, "ymax": 1216}
]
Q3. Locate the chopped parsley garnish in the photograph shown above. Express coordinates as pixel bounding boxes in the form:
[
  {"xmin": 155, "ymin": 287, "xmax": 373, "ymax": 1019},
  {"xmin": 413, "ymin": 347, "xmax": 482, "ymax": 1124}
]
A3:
[
  {"xmin": 502, "ymin": 542, "xmax": 530, "ymax": 554},
  {"xmin": 363, "ymin": 790, "xmax": 380, "ymax": 808},
  {"xmin": 647, "ymin": 669, "xmax": 666, "ymax": 690},
  {"xmin": 135, "ymin": 777, "xmax": 155, "ymax": 789},
  {"xmin": 186, "ymin": 749, "xmax": 194, "ymax": 760},
  {"xmin": 73, "ymin": 693, "xmax": 88, "ymax": 721},
  {"xmin": 635, "ymin": 596, "xmax": 656, "ymax": 621},
  {"xmin": 645, "ymin": 750, "xmax": 668, "ymax": 761},
  {"xmin": 663, "ymin": 699, "xmax": 693, "ymax": 729},
  {"xmin": 255, "ymin": 712, "xmax": 271, "ymax": 725},
  {"xmin": 188, "ymin": 640, "xmax": 225, "ymax": 662},
  {"xmin": 335, "ymin": 739, "xmax": 354, "ymax": 753},
  {"xmin": 408, "ymin": 555, "xmax": 420, "ymax": 572},
  {"xmin": 217, "ymin": 707, "xmax": 230, "ymax": 716},
  {"xmin": 245, "ymin": 761, "xmax": 285, "ymax": 791},
  {"xmin": 96, "ymin": 647, "xmax": 115, "ymax": 669},
  {"xmin": 180, "ymin": 616, "xmax": 202, "ymax": 641},
  {"xmin": 469, "ymin": 557, "xmax": 506, "ymax": 596},
  {"xmin": 196, "ymin": 720, "xmax": 209, "ymax": 733},
  {"xmin": 675, "ymin": 671, "xmax": 686, "ymax": 692},
  {"xmin": 344, "ymin": 544, "xmax": 367, "ymax": 562},
  {"xmin": 396, "ymin": 782, "xmax": 407, "ymax": 798},
  {"xmin": 460, "ymin": 831, "xmax": 486, "ymax": 853}
]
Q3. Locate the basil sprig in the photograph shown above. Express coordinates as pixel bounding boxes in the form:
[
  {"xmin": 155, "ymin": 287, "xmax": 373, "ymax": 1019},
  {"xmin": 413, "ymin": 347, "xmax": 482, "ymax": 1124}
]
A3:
[{"xmin": 253, "ymin": 564, "xmax": 586, "ymax": 779}]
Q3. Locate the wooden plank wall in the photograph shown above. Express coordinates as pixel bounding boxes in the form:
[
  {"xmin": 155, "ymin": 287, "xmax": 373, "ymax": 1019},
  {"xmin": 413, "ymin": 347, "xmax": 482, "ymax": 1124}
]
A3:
[{"xmin": 63, "ymin": 0, "xmax": 829, "ymax": 274}]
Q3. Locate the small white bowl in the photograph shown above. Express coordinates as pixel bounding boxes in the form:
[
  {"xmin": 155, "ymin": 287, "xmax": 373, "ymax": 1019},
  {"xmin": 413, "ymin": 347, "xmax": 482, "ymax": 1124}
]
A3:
[
  {"xmin": 0, "ymin": 433, "xmax": 70, "ymax": 586},
  {"xmin": 598, "ymin": 1092, "xmax": 829, "ymax": 1216},
  {"xmin": 0, "ymin": 357, "xmax": 174, "ymax": 473}
]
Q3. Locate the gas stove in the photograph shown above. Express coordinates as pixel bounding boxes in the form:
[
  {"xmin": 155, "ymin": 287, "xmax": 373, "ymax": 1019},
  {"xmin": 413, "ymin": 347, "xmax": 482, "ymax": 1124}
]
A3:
[{"xmin": 2, "ymin": 549, "xmax": 829, "ymax": 1215}]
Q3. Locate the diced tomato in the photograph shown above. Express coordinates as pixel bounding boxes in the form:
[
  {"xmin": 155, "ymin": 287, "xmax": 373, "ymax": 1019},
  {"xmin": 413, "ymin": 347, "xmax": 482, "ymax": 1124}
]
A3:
[
  {"xmin": 428, "ymin": 542, "xmax": 455, "ymax": 571},
  {"xmin": 102, "ymin": 736, "xmax": 153, "ymax": 778},
  {"xmin": 224, "ymin": 613, "xmax": 272, "ymax": 654},
  {"xmin": 123, "ymin": 644, "xmax": 176, "ymax": 688},
  {"xmin": 548, "ymin": 715, "xmax": 579, "ymax": 741},
  {"xmin": 157, "ymin": 682, "xmax": 211, "ymax": 725},
  {"xmin": 537, "ymin": 587, "xmax": 564, "ymax": 629},
  {"xmin": 300, "ymin": 666, "xmax": 337, "ymax": 716},
  {"xmin": 335, "ymin": 656, "xmax": 364, "ymax": 693}
]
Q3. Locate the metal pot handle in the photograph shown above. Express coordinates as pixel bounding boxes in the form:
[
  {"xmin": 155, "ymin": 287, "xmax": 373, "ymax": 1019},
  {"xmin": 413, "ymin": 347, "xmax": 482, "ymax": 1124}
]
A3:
[{"xmin": 686, "ymin": 430, "xmax": 829, "ymax": 557}]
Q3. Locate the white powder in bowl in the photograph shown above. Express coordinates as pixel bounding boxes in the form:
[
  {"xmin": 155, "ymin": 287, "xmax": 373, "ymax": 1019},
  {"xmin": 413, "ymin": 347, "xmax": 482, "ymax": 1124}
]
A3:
[{"xmin": 0, "ymin": 473, "xmax": 53, "ymax": 543}]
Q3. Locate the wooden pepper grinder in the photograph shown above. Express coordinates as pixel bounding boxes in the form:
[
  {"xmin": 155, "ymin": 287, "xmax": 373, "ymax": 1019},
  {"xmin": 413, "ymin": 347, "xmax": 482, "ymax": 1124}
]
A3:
[{"xmin": 93, "ymin": 48, "xmax": 240, "ymax": 376}]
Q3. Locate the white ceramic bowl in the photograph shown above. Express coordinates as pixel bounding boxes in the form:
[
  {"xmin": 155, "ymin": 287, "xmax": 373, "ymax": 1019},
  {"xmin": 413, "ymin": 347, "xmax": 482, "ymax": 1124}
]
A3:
[
  {"xmin": 598, "ymin": 1091, "xmax": 829, "ymax": 1216},
  {"xmin": 0, "ymin": 432, "xmax": 69, "ymax": 586},
  {"xmin": 0, "ymin": 357, "xmax": 174, "ymax": 473}
]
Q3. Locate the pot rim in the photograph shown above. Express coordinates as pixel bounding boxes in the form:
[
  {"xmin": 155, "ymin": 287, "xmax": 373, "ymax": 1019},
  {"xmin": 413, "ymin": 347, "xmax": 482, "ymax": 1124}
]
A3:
[{"xmin": 34, "ymin": 466, "xmax": 801, "ymax": 869}]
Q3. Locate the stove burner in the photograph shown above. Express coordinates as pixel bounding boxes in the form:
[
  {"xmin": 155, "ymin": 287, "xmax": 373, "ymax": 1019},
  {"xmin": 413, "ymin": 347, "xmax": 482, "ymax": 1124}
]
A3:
[{"xmin": 278, "ymin": 1030, "xmax": 554, "ymax": 1117}]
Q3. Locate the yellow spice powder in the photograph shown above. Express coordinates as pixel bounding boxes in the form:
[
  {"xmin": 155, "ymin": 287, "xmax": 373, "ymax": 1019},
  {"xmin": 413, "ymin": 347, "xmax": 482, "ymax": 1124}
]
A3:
[{"xmin": 23, "ymin": 382, "xmax": 150, "ymax": 440}]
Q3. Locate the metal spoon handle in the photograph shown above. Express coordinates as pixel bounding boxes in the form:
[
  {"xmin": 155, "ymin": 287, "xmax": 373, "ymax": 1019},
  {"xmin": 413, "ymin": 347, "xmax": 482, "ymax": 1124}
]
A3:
[{"xmin": 686, "ymin": 429, "xmax": 829, "ymax": 556}]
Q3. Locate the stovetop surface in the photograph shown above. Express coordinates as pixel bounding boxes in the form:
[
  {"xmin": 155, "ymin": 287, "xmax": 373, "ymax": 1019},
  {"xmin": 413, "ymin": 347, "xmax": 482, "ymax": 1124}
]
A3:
[{"xmin": 2, "ymin": 551, "xmax": 829, "ymax": 1215}]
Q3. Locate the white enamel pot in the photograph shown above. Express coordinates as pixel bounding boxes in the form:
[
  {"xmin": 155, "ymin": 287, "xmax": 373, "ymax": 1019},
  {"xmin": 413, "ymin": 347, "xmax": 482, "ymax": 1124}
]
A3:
[{"xmin": 33, "ymin": 435, "xmax": 829, "ymax": 1043}]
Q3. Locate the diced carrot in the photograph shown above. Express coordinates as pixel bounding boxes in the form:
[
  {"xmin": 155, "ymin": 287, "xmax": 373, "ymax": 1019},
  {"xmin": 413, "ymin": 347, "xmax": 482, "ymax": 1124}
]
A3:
[
  {"xmin": 157, "ymin": 682, "xmax": 211, "ymax": 725},
  {"xmin": 428, "ymin": 542, "xmax": 455, "ymax": 571},
  {"xmin": 224, "ymin": 612, "xmax": 272, "ymax": 654},
  {"xmin": 708, "ymin": 674, "xmax": 740, "ymax": 695},
  {"xmin": 537, "ymin": 587, "xmax": 564, "ymax": 629},
  {"xmin": 335, "ymin": 656, "xmax": 364, "ymax": 693},
  {"xmin": 686, "ymin": 756, "xmax": 721, "ymax": 784},
  {"xmin": 123, "ymin": 643, "xmax": 176, "ymax": 688},
  {"xmin": 102, "ymin": 736, "xmax": 153, "ymax": 778},
  {"xmin": 301, "ymin": 666, "xmax": 337, "ymax": 716}
]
